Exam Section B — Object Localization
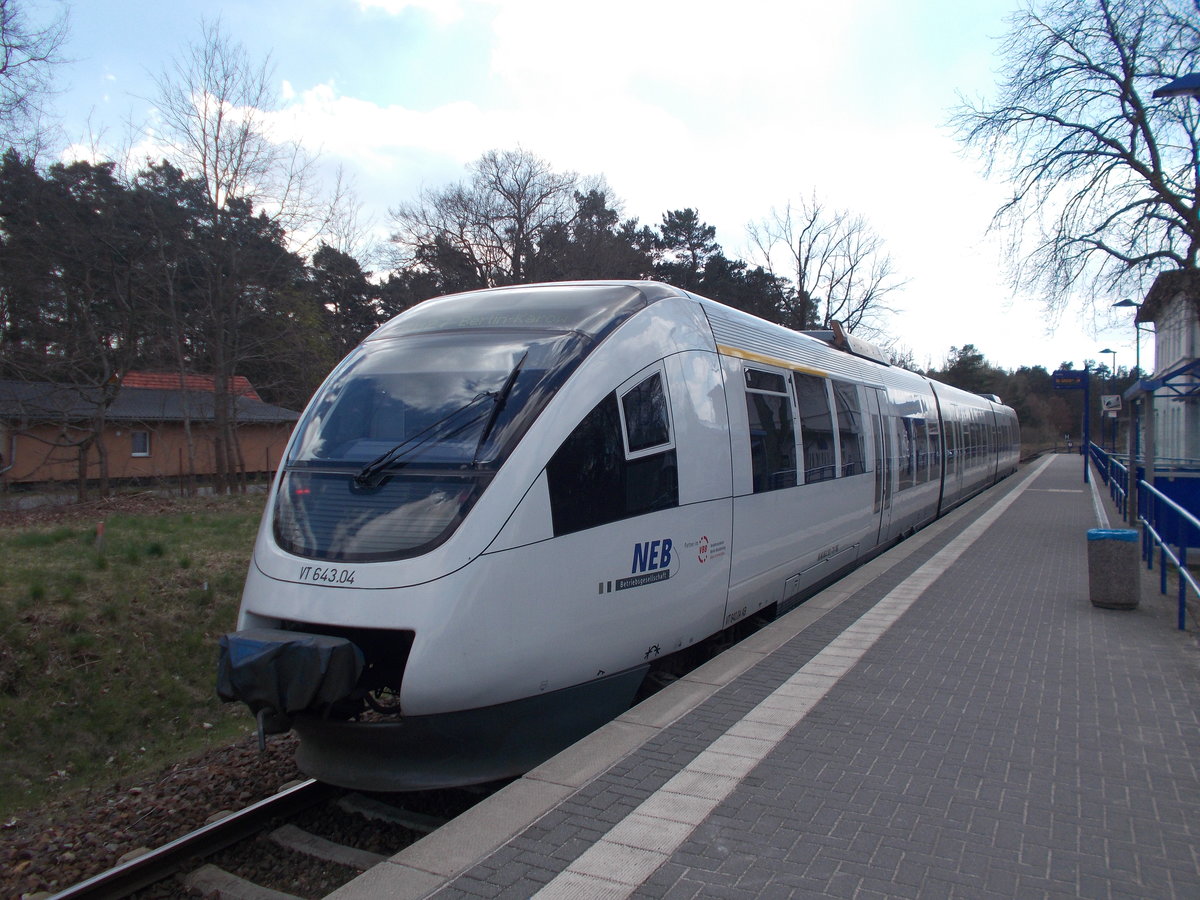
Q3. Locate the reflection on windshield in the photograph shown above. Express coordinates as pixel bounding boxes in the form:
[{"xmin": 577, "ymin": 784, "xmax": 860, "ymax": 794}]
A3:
[
  {"xmin": 289, "ymin": 333, "xmax": 564, "ymax": 469},
  {"xmin": 275, "ymin": 330, "xmax": 583, "ymax": 562},
  {"xmin": 354, "ymin": 391, "xmax": 496, "ymax": 488}
]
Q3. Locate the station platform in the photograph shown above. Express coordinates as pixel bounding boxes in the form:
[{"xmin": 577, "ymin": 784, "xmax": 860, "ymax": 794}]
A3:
[{"xmin": 329, "ymin": 454, "xmax": 1200, "ymax": 899}]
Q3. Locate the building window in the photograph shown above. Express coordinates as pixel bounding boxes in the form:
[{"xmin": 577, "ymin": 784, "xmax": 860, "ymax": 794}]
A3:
[{"xmin": 131, "ymin": 430, "xmax": 151, "ymax": 457}]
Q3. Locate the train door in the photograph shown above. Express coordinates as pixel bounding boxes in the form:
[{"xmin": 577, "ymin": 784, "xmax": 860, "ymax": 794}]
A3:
[{"xmin": 867, "ymin": 387, "xmax": 892, "ymax": 545}]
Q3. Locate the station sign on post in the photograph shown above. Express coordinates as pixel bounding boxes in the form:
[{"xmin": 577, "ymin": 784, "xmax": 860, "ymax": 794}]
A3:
[
  {"xmin": 1053, "ymin": 368, "xmax": 1091, "ymax": 484},
  {"xmin": 1053, "ymin": 369, "xmax": 1087, "ymax": 390},
  {"xmin": 1101, "ymin": 395, "xmax": 1121, "ymax": 451}
]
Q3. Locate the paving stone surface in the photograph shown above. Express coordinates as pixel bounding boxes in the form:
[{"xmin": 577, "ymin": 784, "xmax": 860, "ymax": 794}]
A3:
[{"xmin": 404, "ymin": 455, "xmax": 1200, "ymax": 899}]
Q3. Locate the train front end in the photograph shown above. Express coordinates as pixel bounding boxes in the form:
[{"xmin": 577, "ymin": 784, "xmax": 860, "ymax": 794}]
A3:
[{"xmin": 217, "ymin": 283, "xmax": 684, "ymax": 789}]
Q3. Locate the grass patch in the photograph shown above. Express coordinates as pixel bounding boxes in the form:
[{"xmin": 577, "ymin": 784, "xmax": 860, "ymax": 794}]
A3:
[{"xmin": 0, "ymin": 493, "xmax": 267, "ymax": 816}]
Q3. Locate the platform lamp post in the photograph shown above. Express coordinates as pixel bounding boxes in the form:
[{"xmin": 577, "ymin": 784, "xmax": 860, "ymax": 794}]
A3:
[
  {"xmin": 1099, "ymin": 347, "xmax": 1117, "ymax": 450},
  {"xmin": 1110, "ymin": 299, "xmax": 1145, "ymax": 522},
  {"xmin": 1111, "ymin": 298, "xmax": 1142, "ymax": 376},
  {"xmin": 1108, "ymin": 297, "xmax": 1147, "ymax": 520}
]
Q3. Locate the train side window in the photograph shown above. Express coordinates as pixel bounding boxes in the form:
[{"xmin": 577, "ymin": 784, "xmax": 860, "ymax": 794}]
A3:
[
  {"xmin": 744, "ymin": 366, "xmax": 797, "ymax": 493},
  {"xmin": 912, "ymin": 418, "xmax": 929, "ymax": 484},
  {"xmin": 793, "ymin": 373, "xmax": 836, "ymax": 483},
  {"xmin": 832, "ymin": 380, "xmax": 866, "ymax": 477},
  {"xmin": 547, "ymin": 391, "xmax": 678, "ymax": 536},
  {"xmin": 620, "ymin": 371, "xmax": 672, "ymax": 455},
  {"xmin": 897, "ymin": 417, "xmax": 914, "ymax": 490},
  {"xmin": 745, "ymin": 368, "xmax": 786, "ymax": 393},
  {"xmin": 927, "ymin": 417, "xmax": 942, "ymax": 473}
]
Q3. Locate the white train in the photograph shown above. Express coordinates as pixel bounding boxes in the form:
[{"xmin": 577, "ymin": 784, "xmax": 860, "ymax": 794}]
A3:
[{"xmin": 218, "ymin": 281, "xmax": 1019, "ymax": 790}]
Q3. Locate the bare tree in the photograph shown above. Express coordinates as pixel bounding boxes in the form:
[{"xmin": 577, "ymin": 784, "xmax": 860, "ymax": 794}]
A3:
[
  {"xmin": 151, "ymin": 19, "xmax": 317, "ymax": 493},
  {"xmin": 0, "ymin": 0, "xmax": 68, "ymax": 155},
  {"xmin": 951, "ymin": 0, "xmax": 1200, "ymax": 319},
  {"xmin": 390, "ymin": 148, "xmax": 593, "ymax": 287},
  {"xmin": 151, "ymin": 18, "xmax": 318, "ymax": 231},
  {"xmin": 748, "ymin": 192, "xmax": 904, "ymax": 335},
  {"xmin": 320, "ymin": 164, "xmax": 377, "ymax": 261}
]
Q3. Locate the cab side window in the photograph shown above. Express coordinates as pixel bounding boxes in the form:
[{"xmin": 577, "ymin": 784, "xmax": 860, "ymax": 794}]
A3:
[
  {"xmin": 621, "ymin": 372, "xmax": 672, "ymax": 454},
  {"xmin": 547, "ymin": 372, "xmax": 678, "ymax": 536}
]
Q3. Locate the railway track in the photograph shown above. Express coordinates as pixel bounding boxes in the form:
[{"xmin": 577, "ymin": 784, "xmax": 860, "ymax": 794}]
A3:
[
  {"xmin": 48, "ymin": 778, "xmax": 489, "ymax": 899},
  {"xmin": 44, "ymin": 610, "xmax": 778, "ymax": 899}
]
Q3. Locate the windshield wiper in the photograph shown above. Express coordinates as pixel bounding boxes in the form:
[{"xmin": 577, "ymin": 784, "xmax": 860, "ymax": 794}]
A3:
[
  {"xmin": 353, "ymin": 392, "xmax": 494, "ymax": 488},
  {"xmin": 472, "ymin": 351, "xmax": 528, "ymax": 467}
]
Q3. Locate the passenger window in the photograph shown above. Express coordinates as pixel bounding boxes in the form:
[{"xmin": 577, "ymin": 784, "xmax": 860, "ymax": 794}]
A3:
[
  {"xmin": 793, "ymin": 373, "xmax": 836, "ymax": 483},
  {"xmin": 547, "ymin": 391, "xmax": 678, "ymax": 536},
  {"xmin": 745, "ymin": 368, "xmax": 786, "ymax": 393},
  {"xmin": 832, "ymin": 380, "xmax": 866, "ymax": 477},
  {"xmin": 620, "ymin": 371, "xmax": 671, "ymax": 454},
  {"xmin": 744, "ymin": 366, "xmax": 797, "ymax": 493},
  {"xmin": 897, "ymin": 417, "xmax": 914, "ymax": 490},
  {"xmin": 912, "ymin": 418, "xmax": 929, "ymax": 484}
]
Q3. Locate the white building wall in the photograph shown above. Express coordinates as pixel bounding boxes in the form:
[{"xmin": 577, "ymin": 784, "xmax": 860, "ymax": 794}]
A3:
[{"xmin": 1150, "ymin": 293, "xmax": 1199, "ymax": 461}]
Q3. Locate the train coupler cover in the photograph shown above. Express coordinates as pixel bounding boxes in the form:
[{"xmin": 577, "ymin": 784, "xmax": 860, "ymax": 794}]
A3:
[{"xmin": 217, "ymin": 628, "xmax": 365, "ymax": 721}]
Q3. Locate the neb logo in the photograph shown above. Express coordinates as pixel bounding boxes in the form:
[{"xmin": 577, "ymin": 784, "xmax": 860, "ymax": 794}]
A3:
[{"xmin": 631, "ymin": 539, "xmax": 673, "ymax": 574}]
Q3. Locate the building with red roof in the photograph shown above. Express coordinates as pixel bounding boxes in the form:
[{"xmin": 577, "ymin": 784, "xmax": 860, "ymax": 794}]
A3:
[{"xmin": 0, "ymin": 372, "xmax": 299, "ymax": 490}]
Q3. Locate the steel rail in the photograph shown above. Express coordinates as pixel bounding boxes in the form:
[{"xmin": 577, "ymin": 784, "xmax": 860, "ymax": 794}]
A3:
[{"xmin": 47, "ymin": 778, "xmax": 338, "ymax": 900}]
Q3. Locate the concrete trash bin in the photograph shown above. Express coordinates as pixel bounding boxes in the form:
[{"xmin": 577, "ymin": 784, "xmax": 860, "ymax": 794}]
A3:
[{"xmin": 1087, "ymin": 528, "xmax": 1140, "ymax": 610}]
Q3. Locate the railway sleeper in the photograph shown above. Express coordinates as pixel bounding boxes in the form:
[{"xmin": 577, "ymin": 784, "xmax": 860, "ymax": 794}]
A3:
[
  {"xmin": 337, "ymin": 792, "xmax": 449, "ymax": 833},
  {"xmin": 269, "ymin": 822, "xmax": 388, "ymax": 869},
  {"xmin": 183, "ymin": 863, "xmax": 302, "ymax": 900}
]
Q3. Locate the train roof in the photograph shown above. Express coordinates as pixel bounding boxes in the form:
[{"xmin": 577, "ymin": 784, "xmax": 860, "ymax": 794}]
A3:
[
  {"xmin": 369, "ymin": 281, "xmax": 689, "ymax": 343},
  {"xmin": 366, "ymin": 282, "xmax": 983, "ymax": 405},
  {"xmin": 373, "ymin": 279, "xmax": 898, "ymax": 367}
]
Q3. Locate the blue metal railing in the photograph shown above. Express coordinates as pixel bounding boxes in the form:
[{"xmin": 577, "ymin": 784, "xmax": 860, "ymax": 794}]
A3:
[
  {"xmin": 1089, "ymin": 444, "xmax": 1128, "ymax": 518},
  {"xmin": 1088, "ymin": 443, "xmax": 1199, "ymax": 630},
  {"xmin": 1138, "ymin": 481, "xmax": 1200, "ymax": 631}
]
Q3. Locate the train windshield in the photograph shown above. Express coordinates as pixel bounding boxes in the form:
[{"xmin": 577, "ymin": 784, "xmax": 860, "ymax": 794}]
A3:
[{"xmin": 275, "ymin": 330, "xmax": 582, "ymax": 562}]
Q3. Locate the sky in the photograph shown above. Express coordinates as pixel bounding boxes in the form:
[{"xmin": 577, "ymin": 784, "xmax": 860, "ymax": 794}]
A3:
[{"xmin": 28, "ymin": 0, "xmax": 1151, "ymax": 375}]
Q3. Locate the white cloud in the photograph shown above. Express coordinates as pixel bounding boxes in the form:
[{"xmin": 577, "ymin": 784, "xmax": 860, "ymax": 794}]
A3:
[
  {"xmin": 268, "ymin": 82, "xmax": 500, "ymax": 167},
  {"xmin": 355, "ymin": 0, "xmax": 466, "ymax": 25},
  {"xmin": 262, "ymin": 67, "xmax": 1084, "ymax": 369},
  {"xmin": 52, "ymin": 0, "xmax": 1127, "ymax": 373}
]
